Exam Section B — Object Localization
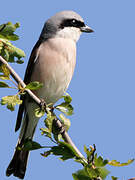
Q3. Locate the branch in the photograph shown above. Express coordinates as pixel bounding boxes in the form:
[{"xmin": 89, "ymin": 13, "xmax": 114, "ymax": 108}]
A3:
[{"xmin": 0, "ymin": 56, "xmax": 87, "ymax": 162}]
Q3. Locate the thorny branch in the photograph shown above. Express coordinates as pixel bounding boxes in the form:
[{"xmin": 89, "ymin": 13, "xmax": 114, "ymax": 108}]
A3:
[{"xmin": 0, "ymin": 55, "xmax": 87, "ymax": 163}]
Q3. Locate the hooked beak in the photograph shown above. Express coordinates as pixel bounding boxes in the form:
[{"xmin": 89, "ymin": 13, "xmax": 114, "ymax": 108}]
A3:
[{"xmin": 80, "ymin": 25, "xmax": 94, "ymax": 33}]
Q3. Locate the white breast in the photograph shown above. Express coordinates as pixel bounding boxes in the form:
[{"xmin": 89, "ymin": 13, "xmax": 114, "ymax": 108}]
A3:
[{"xmin": 30, "ymin": 38, "xmax": 76, "ymax": 104}]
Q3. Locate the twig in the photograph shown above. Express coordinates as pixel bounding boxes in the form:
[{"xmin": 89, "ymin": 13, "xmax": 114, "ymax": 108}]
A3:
[
  {"xmin": 9, "ymin": 77, "xmax": 19, "ymax": 87},
  {"xmin": 0, "ymin": 55, "xmax": 87, "ymax": 163}
]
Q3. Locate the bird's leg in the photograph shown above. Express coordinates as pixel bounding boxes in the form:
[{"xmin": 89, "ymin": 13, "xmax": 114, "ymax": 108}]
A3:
[{"xmin": 39, "ymin": 98, "xmax": 47, "ymax": 112}]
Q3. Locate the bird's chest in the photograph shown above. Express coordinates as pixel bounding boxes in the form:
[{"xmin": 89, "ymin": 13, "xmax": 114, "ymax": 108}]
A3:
[{"xmin": 31, "ymin": 38, "xmax": 76, "ymax": 104}]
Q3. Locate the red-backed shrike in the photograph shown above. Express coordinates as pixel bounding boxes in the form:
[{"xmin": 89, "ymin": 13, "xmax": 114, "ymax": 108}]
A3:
[{"xmin": 6, "ymin": 10, "xmax": 93, "ymax": 179}]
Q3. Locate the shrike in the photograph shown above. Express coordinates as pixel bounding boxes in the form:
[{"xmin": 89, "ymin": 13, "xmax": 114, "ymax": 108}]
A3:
[{"xmin": 6, "ymin": 10, "xmax": 93, "ymax": 179}]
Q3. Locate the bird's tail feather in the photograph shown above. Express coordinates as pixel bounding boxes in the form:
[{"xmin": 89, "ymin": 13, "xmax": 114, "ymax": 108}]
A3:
[
  {"xmin": 6, "ymin": 113, "xmax": 29, "ymax": 179},
  {"xmin": 6, "ymin": 102, "xmax": 39, "ymax": 179},
  {"xmin": 6, "ymin": 147, "xmax": 29, "ymax": 179}
]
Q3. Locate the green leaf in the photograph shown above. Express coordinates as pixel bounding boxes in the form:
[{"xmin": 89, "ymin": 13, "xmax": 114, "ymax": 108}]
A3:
[
  {"xmin": 0, "ymin": 64, "xmax": 10, "ymax": 80},
  {"xmin": 0, "ymin": 75, "xmax": 10, "ymax": 80},
  {"xmin": 35, "ymin": 107, "xmax": 45, "ymax": 118},
  {"xmin": 45, "ymin": 113, "xmax": 63, "ymax": 142},
  {"xmin": 111, "ymin": 176, "xmax": 118, "ymax": 180},
  {"xmin": 97, "ymin": 167, "xmax": 110, "ymax": 180},
  {"xmin": 25, "ymin": 81, "xmax": 43, "ymax": 90},
  {"xmin": 82, "ymin": 146, "xmax": 110, "ymax": 179},
  {"xmin": 1, "ymin": 95, "xmax": 22, "ymax": 111},
  {"xmin": 85, "ymin": 166, "xmax": 99, "ymax": 178},
  {"xmin": 1, "ymin": 64, "xmax": 10, "ymax": 79},
  {"xmin": 45, "ymin": 113, "xmax": 56, "ymax": 131},
  {"xmin": 56, "ymin": 102, "xmax": 74, "ymax": 116},
  {"xmin": 42, "ymin": 141, "xmax": 79, "ymax": 161},
  {"xmin": 63, "ymin": 93, "xmax": 72, "ymax": 103},
  {"xmin": 0, "ymin": 22, "xmax": 20, "ymax": 41},
  {"xmin": 0, "ymin": 38, "xmax": 25, "ymax": 61},
  {"xmin": 58, "ymin": 141, "xmax": 80, "ymax": 160},
  {"xmin": 73, "ymin": 166, "xmax": 110, "ymax": 180},
  {"xmin": 108, "ymin": 159, "xmax": 134, "ymax": 167},
  {"xmin": 4, "ymin": 48, "xmax": 9, "ymax": 60},
  {"xmin": 86, "ymin": 166, "xmax": 110, "ymax": 180},
  {"xmin": 0, "ymin": 81, "xmax": 9, "ymax": 88},
  {"xmin": 56, "ymin": 92, "xmax": 73, "ymax": 116},
  {"xmin": 94, "ymin": 155, "xmax": 108, "ymax": 167},
  {"xmin": 40, "ymin": 128, "xmax": 52, "ymax": 139},
  {"xmin": 59, "ymin": 113, "xmax": 71, "ymax": 131},
  {"xmin": 16, "ymin": 59, "xmax": 24, "ymax": 64},
  {"xmin": 72, "ymin": 168, "xmax": 91, "ymax": 180},
  {"xmin": 84, "ymin": 145, "xmax": 92, "ymax": 160},
  {"xmin": 41, "ymin": 151, "xmax": 52, "ymax": 158},
  {"xmin": 53, "ymin": 134, "xmax": 62, "ymax": 142},
  {"xmin": 41, "ymin": 113, "xmax": 57, "ymax": 142},
  {"xmin": 22, "ymin": 139, "xmax": 44, "ymax": 151}
]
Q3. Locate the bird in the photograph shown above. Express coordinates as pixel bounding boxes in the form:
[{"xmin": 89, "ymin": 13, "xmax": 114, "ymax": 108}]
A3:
[{"xmin": 6, "ymin": 10, "xmax": 93, "ymax": 179}]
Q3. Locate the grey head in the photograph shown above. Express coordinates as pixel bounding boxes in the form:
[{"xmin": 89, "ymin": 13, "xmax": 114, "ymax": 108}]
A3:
[{"xmin": 40, "ymin": 10, "xmax": 94, "ymax": 42}]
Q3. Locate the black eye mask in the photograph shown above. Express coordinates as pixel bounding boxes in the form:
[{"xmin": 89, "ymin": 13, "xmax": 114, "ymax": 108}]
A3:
[{"xmin": 59, "ymin": 18, "xmax": 85, "ymax": 29}]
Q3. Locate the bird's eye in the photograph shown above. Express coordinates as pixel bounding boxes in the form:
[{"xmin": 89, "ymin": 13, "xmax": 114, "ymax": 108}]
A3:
[
  {"xmin": 72, "ymin": 19, "xmax": 76, "ymax": 24},
  {"xmin": 60, "ymin": 19, "xmax": 85, "ymax": 29},
  {"xmin": 70, "ymin": 19, "xmax": 85, "ymax": 28}
]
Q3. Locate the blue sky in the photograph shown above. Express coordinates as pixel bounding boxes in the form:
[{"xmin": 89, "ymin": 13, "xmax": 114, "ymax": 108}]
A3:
[{"xmin": 0, "ymin": 0, "xmax": 135, "ymax": 179}]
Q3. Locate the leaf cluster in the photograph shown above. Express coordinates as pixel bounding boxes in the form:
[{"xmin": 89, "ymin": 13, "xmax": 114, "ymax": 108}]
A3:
[
  {"xmin": 41, "ymin": 141, "xmax": 80, "ymax": 161},
  {"xmin": 55, "ymin": 93, "xmax": 74, "ymax": 116},
  {"xmin": 0, "ymin": 79, "xmax": 43, "ymax": 111},
  {"xmin": 0, "ymin": 22, "xmax": 25, "ymax": 63},
  {"xmin": 72, "ymin": 145, "xmax": 110, "ymax": 180}
]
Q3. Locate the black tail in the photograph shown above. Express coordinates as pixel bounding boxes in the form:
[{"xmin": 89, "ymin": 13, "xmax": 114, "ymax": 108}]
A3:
[
  {"xmin": 6, "ymin": 147, "xmax": 29, "ymax": 179},
  {"xmin": 6, "ymin": 102, "xmax": 39, "ymax": 179}
]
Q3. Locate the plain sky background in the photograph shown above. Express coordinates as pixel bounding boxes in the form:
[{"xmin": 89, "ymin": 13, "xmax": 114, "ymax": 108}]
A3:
[{"xmin": 0, "ymin": 0, "xmax": 135, "ymax": 179}]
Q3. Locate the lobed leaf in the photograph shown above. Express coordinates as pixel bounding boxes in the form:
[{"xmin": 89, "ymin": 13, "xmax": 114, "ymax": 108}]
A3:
[
  {"xmin": 0, "ymin": 64, "xmax": 10, "ymax": 80},
  {"xmin": 96, "ymin": 167, "xmax": 110, "ymax": 180},
  {"xmin": 41, "ymin": 113, "xmax": 56, "ymax": 142},
  {"xmin": 35, "ymin": 108, "xmax": 45, "ymax": 118},
  {"xmin": 1, "ymin": 95, "xmax": 22, "ymax": 111},
  {"xmin": 63, "ymin": 92, "xmax": 72, "ymax": 103},
  {"xmin": 0, "ymin": 38, "xmax": 25, "ymax": 62},
  {"xmin": 0, "ymin": 22, "xmax": 20, "ymax": 41},
  {"xmin": 73, "ymin": 167, "xmax": 109, "ymax": 180},
  {"xmin": 40, "ymin": 128, "xmax": 52, "ymax": 139},
  {"xmin": 56, "ymin": 102, "xmax": 74, "ymax": 116},
  {"xmin": 41, "ymin": 151, "xmax": 52, "ymax": 158},
  {"xmin": 25, "ymin": 81, "xmax": 43, "ymax": 90},
  {"xmin": 94, "ymin": 155, "xmax": 108, "ymax": 167},
  {"xmin": 22, "ymin": 139, "xmax": 44, "ymax": 151},
  {"xmin": 16, "ymin": 59, "xmax": 24, "ymax": 64},
  {"xmin": 1, "ymin": 64, "xmax": 10, "ymax": 77},
  {"xmin": 42, "ymin": 141, "xmax": 79, "ymax": 161},
  {"xmin": 45, "ymin": 113, "xmax": 56, "ymax": 131},
  {"xmin": 108, "ymin": 159, "xmax": 134, "ymax": 167},
  {"xmin": 58, "ymin": 141, "xmax": 79, "ymax": 160},
  {"xmin": 84, "ymin": 145, "xmax": 93, "ymax": 160},
  {"xmin": 72, "ymin": 168, "xmax": 91, "ymax": 180}
]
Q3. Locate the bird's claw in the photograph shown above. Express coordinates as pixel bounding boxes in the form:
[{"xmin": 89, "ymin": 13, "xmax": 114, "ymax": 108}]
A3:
[{"xmin": 39, "ymin": 99, "xmax": 47, "ymax": 111}]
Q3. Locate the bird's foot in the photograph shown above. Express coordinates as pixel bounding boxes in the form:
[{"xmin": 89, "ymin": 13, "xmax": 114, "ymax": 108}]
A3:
[
  {"xmin": 39, "ymin": 99, "xmax": 54, "ymax": 113},
  {"xmin": 39, "ymin": 99, "xmax": 47, "ymax": 112}
]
